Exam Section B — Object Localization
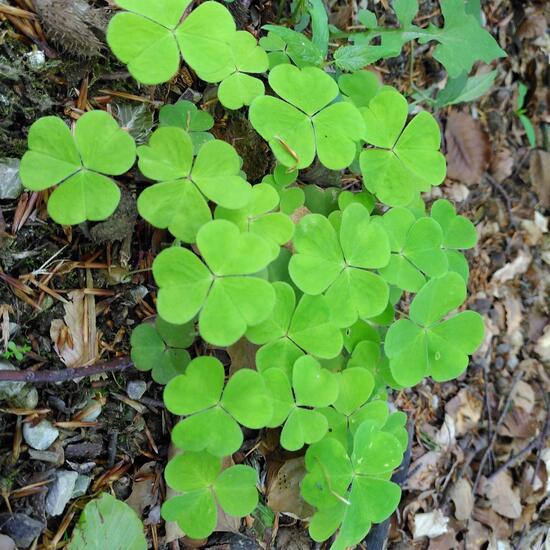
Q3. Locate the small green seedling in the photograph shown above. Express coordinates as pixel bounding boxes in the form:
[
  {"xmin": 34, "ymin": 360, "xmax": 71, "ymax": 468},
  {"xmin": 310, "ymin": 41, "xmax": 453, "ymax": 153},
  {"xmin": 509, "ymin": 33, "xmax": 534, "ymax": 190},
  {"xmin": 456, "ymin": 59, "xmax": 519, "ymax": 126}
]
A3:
[
  {"xmin": 3, "ymin": 341, "xmax": 31, "ymax": 361},
  {"xmin": 515, "ymin": 83, "xmax": 536, "ymax": 148},
  {"xmin": 19, "ymin": 111, "xmax": 136, "ymax": 224}
]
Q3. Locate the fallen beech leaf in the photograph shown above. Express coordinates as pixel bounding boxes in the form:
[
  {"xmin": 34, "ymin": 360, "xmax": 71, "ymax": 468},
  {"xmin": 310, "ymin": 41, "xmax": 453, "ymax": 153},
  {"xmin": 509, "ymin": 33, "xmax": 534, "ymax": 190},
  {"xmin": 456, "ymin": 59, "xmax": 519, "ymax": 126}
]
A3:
[
  {"xmin": 472, "ymin": 507, "xmax": 511, "ymax": 539},
  {"xmin": 445, "ymin": 111, "xmax": 491, "ymax": 184},
  {"xmin": 529, "ymin": 150, "xmax": 550, "ymax": 207},
  {"xmin": 498, "ymin": 406, "xmax": 538, "ymax": 438},
  {"xmin": 414, "ymin": 510, "xmax": 449, "ymax": 539},
  {"xmin": 481, "ymin": 471, "xmax": 522, "ymax": 519},
  {"xmin": 450, "ymin": 478, "xmax": 474, "ymax": 520},
  {"xmin": 516, "ymin": 8, "xmax": 548, "ymax": 40},
  {"xmin": 50, "ymin": 290, "xmax": 98, "ymax": 368}
]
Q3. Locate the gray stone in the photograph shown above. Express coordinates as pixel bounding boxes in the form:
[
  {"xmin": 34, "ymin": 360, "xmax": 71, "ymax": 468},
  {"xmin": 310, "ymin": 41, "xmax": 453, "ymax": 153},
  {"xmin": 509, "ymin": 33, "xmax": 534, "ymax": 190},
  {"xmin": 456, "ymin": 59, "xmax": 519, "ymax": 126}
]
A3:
[
  {"xmin": 0, "ymin": 534, "xmax": 16, "ymax": 550},
  {"xmin": 0, "ymin": 159, "xmax": 23, "ymax": 200},
  {"xmin": 12, "ymin": 386, "xmax": 38, "ymax": 410},
  {"xmin": 0, "ymin": 513, "xmax": 44, "ymax": 548},
  {"xmin": 46, "ymin": 470, "xmax": 78, "ymax": 516},
  {"xmin": 0, "ymin": 361, "xmax": 25, "ymax": 402},
  {"xmin": 23, "ymin": 420, "xmax": 59, "ymax": 451},
  {"xmin": 126, "ymin": 380, "xmax": 147, "ymax": 400},
  {"xmin": 71, "ymin": 474, "xmax": 91, "ymax": 498}
]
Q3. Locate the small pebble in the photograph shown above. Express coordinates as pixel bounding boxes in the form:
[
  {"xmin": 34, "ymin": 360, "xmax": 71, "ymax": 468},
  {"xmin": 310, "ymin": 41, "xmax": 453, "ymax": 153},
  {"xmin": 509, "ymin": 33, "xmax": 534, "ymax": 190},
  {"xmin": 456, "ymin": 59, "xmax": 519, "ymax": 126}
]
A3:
[
  {"xmin": 46, "ymin": 470, "xmax": 78, "ymax": 516},
  {"xmin": 126, "ymin": 380, "xmax": 147, "ymax": 400},
  {"xmin": 23, "ymin": 420, "xmax": 59, "ymax": 451}
]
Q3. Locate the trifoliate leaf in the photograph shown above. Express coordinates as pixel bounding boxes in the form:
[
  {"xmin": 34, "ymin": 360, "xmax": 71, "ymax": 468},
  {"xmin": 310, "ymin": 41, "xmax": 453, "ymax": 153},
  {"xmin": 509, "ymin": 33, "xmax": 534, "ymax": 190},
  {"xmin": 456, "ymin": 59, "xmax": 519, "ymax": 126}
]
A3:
[
  {"xmin": 338, "ymin": 70, "xmax": 380, "ymax": 108},
  {"xmin": 430, "ymin": 199, "xmax": 477, "ymax": 249},
  {"xmin": 359, "ymin": 90, "xmax": 446, "ymax": 206},
  {"xmin": 137, "ymin": 128, "xmax": 251, "ymax": 242},
  {"xmin": 20, "ymin": 111, "xmax": 135, "ymax": 224},
  {"xmin": 289, "ymin": 204, "xmax": 390, "ymax": 327},
  {"xmin": 249, "ymin": 65, "xmax": 365, "ymax": 170},
  {"xmin": 292, "ymin": 355, "xmax": 339, "ymax": 408}
]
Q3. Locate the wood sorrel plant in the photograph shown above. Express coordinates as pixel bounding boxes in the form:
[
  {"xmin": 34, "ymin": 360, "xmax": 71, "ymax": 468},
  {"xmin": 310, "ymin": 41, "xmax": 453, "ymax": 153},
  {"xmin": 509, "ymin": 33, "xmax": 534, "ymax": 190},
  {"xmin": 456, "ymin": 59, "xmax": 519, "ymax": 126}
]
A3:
[{"xmin": 18, "ymin": 0, "xmax": 498, "ymax": 547}]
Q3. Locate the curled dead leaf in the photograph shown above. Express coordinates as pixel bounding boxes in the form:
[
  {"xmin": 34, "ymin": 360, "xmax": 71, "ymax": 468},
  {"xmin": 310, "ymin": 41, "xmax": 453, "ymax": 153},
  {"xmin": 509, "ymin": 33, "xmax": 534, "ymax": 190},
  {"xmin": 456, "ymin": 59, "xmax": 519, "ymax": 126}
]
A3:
[
  {"xmin": 445, "ymin": 389, "xmax": 483, "ymax": 437},
  {"xmin": 450, "ymin": 478, "xmax": 474, "ymax": 520},
  {"xmin": 480, "ymin": 471, "xmax": 522, "ymax": 519},
  {"xmin": 445, "ymin": 111, "xmax": 491, "ymax": 185}
]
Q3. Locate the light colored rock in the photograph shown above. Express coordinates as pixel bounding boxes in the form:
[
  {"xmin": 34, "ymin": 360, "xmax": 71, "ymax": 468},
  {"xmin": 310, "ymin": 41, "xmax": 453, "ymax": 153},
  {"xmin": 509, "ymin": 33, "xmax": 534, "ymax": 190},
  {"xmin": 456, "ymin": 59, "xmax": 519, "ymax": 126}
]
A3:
[
  {"xmin": 71, "ymin": 475, "xmax": 91, "ymax": 498},
  {"xmin": 23, "ymin": 420, "xmax": 59, "ymax": 451},
  {"xmin": 126, "ymin": 380, "xmax": 147, "ymax": 400},
  {"xmin": 0, "ymin": 361, "xmax": 25, "ymax": 401},
  {"xmin": 46, "ymin": 470, "xmax": 78, "ymax": 516},
  {"xmin": 0, "ymin": 534, "xmax": 16, "ymax": 550}
]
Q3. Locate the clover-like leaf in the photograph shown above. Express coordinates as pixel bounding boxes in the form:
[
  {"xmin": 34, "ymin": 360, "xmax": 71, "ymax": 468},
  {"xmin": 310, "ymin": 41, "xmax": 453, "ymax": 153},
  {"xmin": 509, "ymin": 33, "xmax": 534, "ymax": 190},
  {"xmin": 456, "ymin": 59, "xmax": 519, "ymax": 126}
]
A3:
[
  {"xmin": 137, "ymin": 128, "xmax": 251, "ymax": 243},
  {"xmin": 153, "ymin": 221, "xmax": 275, "ymax": 346},
  {"xmin": 262, "ymin": 164, "xmax": 304, "ymax": 215},
  {"xmin": 249, "ymin": 64, "xmax": 365, "ymax": 170},
  {"xmin": 159, "ymin": 100, "xmax": 214, "ymax": 153},
  {"xmin": 20, "ymin": 111, "xmax": 136, "ymax": 225},
  {"xmin": 303, "ymin": 421, "xmax": 403, "ymax": 548},
  {"xmin": 108, "ymin": 1, "xmax": 238, "ymax": 85},
  {"xmin": 217, "ymin": 31, "xmax": 268, "ymax": 109},
  {"xmin": 273, "ymin": 356, "xmax": 340, "ymax": 451},
  {"xmin": 359, "ymin": 90, "xmax": 446, "ymax": 206},
  {"xmin": 215, "ymin": 183, "xmax": 294, "ymax": 260},
  {"xmin": 162, "ymin": 451, "xmax": 258, "ymax": 539},
  {"xmin": 385, "ymin": 272, "xmax": 485, "ymax": 386},
  {"xmin": 377, "ymin": 207, "xmax": 449, "ymax": 292},
  {"xmin": 431, "ymin": 199, "xmax": 478, "ymax": 249},
  {"xmin": 338, "ymin": 70, "xmax": 381, "ymax": 108},
  {"xmin": 289, "ymin": 203, "xmax": 390, "ymax": 327},
  {"xmin": 164, "ymin": 356, "xmax": 272, "ymax": 455},
  {"xmin": 246, "ymin": 282, "xmax": 344, "ymax": 376},
  {"xmin": 130, "ymin": 317, "xmax": 194, "ymax": 384}
]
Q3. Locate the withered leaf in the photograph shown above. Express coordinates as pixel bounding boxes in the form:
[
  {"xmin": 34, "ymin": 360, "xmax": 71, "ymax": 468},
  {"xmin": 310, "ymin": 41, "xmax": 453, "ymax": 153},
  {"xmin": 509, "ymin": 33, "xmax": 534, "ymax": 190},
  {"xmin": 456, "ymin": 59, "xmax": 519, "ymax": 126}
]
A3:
[
  {"xmin": 529, "ymin": 149, "xmax": 550, "ymax": 207},
  {"xmin": 445, "ymin": 111, "xmax": 491, "ymax": 184}
]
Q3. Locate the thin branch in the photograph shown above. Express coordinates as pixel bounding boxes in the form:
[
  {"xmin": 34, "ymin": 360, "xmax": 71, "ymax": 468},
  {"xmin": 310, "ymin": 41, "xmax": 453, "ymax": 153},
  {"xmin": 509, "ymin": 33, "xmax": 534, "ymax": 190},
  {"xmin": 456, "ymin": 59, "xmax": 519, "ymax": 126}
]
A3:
[
  {"xmin": 0, "ymin": 356, "xmax": 134, "ymax": 384},
  {"xmin": 473, "ymin": 369, "xmax": 524, "ymax": 492}
]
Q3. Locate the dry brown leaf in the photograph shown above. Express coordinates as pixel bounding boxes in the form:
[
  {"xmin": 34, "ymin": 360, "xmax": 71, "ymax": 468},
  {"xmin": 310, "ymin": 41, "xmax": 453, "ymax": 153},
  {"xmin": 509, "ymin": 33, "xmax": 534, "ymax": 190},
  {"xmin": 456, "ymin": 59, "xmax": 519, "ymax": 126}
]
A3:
[
  {"xmin": 49, "ymin": 289, "xmax": 98, "ymax": 368},
  {"xmin": 529, "ymin": 150, "xmax": 550, "ymax": 207},
  {"xmin": 464, "ymin": 519, "xmax": 490, "ymax": 550},
  {"xmin": 490, "ymin": 148, "xmax": 514, "ymax": 183},
  {"xmin": 445, "ymin": 389, "xmax": 482, "ymax": 437},
  {"xmin": 498, "ymin": 406, "xmax": 538, "ymax": 439},
  {"xmin": 266, "ymin": 457, "xmax": 314, "ymax": 519},
  {"xmin": 413, "ymin": 510, "xmax": 449, "ymax": 539},
  {"xmin": 535, "ymin": 324, "xmax": 550, "ymax": 363},
  {"xmin": 445, "ymin": 111, "xmax": 491, "ymax": 184},
  {"xmin": 491, "ymin": 249, "xmax": 532, "ymax": 284},
  {"xmin": 227, "ymin": 337, "xmax": 259, "ymax": 376},
  {"xmin": 514, "ymin": 381, "xmax": 535, "ymax": 414},
  {"xmin": 427, "ymin": 529, "xmax": 459, "ymax": 550},
  {"xmin": 450, "ymin": 478, "xmax": 474, "ymax": 521},
  {"xmin": 125, "ymin": 462, "xmax": 158, "ymax": 517},
  {"xmin": 516, "ymin": 8, "xmax": 548, "ymax": 40},
  {"xmin": 481, "ymin": 471, "xmax": 522, "ymax": 519},
  {"xmin": 472, "ymin": 507, "xmax": 511, "ymax": 539},
  {"xmin": 406, "ymin": 451, "xmax": 442, "ymax": 491}
]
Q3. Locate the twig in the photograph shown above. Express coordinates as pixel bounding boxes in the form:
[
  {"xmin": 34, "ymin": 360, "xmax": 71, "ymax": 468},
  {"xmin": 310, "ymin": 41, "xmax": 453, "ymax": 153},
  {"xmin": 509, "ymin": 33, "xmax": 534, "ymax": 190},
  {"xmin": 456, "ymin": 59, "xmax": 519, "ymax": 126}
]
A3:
[
  {"xmin": 473, "ymin": 369, "xmax": 524, "ymax": 492},
  {"xmin": 484, "ymin": 173, "xmax": 516, "ymax": 228},
  {"xmin": 0, "ymin": 357, "xmax": 134, "ymax": 384}
]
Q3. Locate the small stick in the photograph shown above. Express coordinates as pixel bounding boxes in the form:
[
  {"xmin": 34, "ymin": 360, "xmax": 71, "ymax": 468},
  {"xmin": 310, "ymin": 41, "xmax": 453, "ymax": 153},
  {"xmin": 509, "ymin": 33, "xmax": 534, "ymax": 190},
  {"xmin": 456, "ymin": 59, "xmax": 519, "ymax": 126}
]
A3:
[
  {"xmin": 473, "ymin": 369, "xmax": 524, "ymax": 492},
  {"xmin": 0, "ymin": 356, "xmax": 134, "ymax": 384}
]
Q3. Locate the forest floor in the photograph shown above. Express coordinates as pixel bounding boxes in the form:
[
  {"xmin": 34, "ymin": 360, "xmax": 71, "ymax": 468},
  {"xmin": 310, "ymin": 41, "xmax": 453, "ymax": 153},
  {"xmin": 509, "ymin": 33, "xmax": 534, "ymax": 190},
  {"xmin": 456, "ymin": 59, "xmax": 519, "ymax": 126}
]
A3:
[{"xmin": 0, "ymin": 0, "xmax": 549, "ymax": 549}]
